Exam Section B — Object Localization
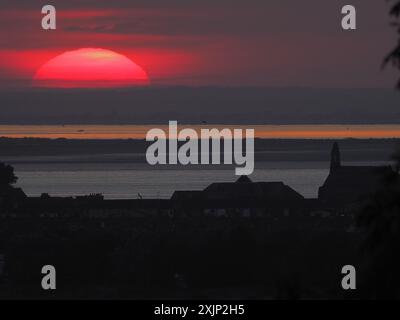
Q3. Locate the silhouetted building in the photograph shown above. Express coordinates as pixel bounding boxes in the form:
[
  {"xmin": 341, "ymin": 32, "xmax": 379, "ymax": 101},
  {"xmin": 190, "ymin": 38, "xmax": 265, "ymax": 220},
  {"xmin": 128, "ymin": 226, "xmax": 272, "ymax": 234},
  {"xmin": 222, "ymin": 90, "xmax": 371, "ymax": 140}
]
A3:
[
  {"xmin": 203, "ymin": 175, "xmax": 303, "ymax": 203},
  {"xmin": 171, "ymin": 175, "xmax": 304, "ymax": 217},
  {"xmin": 318, "ymin": 142, "xmax": 393, "ymax": 206},
  {"xmin": 75, "ymin": 193, "xmax": 105, "ymax": 202}
]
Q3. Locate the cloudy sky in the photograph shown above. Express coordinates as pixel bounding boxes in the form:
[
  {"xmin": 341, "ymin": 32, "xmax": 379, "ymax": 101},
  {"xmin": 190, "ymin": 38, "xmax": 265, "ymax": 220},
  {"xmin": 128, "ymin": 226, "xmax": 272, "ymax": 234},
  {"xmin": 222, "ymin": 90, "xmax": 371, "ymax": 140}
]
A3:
[{"xmin": 0, "ymin": 0, "xmax": 398, "ymax": 88}]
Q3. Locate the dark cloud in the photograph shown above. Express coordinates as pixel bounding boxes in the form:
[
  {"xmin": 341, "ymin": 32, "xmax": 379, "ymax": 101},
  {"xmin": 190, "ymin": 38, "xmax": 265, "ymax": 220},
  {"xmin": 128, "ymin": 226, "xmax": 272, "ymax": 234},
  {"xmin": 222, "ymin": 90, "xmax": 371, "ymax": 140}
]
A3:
[
  {"xmin": 1, "ymin": 1, "xmax": 394, "ymax": 38},
  {"xmin": 0, "ymin": 0, "xmax": 394, "ymax": 33}
]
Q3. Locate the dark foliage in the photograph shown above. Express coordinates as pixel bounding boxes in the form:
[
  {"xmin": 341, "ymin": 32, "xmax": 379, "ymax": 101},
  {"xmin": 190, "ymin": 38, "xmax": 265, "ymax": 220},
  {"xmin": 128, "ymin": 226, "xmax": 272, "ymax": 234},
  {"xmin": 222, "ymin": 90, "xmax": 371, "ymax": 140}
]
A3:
[
  {"xmin": 0, "ymin": 216, "xmax": 359, "ymax": 299},
  {"xmin": 357, "ymin": 152, "xmax": 400, "ymax": 298},
  {"xmin": 0, "ymin": 162, "xmax": 17, "ymax": 186},
  {"xmin": 356, "ymin": 1, "xmax": 400, "ymax": 298},
  {"xmin": 384, "ymin": 0, "xmax": 400, "ymax": 87}
]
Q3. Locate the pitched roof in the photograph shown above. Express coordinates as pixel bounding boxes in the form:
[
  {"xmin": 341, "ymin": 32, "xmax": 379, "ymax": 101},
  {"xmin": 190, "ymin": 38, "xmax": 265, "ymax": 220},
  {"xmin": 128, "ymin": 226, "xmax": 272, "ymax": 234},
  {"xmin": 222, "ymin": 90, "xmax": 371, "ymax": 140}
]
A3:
[
  {"xmin": 235, "ymin": 175, "xmax": 252, "ymax": 183},
  {"xmin": 203, "ymin": 180, "xmax": 303, "ymax": 203}
]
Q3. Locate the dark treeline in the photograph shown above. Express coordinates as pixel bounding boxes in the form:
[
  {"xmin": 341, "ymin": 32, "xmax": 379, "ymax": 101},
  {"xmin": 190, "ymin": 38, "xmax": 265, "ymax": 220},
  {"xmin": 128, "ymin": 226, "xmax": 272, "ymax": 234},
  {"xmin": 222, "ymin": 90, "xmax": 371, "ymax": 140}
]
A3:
[{"xmin": 0, "ymin": 216, "xmax": 359, "ymax": 299}]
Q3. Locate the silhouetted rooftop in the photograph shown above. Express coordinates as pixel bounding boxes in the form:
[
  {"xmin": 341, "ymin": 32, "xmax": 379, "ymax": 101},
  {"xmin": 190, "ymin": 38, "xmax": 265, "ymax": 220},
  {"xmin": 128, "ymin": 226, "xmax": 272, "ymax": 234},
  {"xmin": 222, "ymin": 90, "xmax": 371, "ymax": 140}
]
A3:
[{"xmin": 319, "ymin": 142, "xmax": 395, "ymax": 205}]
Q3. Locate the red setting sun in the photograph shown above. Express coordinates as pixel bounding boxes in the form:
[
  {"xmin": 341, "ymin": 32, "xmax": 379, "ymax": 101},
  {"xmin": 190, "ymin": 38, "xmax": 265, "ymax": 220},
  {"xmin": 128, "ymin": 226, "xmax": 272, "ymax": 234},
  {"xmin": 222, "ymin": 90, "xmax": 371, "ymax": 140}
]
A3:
[{"xmin": 33, "ymin": 48, "xmax": 150, "ymax": 88}]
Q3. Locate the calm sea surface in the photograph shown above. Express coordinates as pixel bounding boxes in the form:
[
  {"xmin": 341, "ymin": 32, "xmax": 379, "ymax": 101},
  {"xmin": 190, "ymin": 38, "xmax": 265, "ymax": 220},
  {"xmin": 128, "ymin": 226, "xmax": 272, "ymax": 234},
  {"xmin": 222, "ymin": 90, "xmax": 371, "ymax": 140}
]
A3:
[
  {"xmin": 1, "ymin": 124, "xmax": 396, "ymax": 199},
  {"xmin": 13, "ymin": 161, "xmax": 388, "ymax": 199}
]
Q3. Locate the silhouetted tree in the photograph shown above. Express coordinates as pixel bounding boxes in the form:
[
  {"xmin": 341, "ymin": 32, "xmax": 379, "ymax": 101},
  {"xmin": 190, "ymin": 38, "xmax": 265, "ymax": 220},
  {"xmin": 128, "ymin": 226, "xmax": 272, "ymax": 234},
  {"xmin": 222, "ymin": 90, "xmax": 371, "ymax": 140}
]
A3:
[
  {"xmin": 383, "ymin": 0, "xmax": 400, "ymax": 87},
  {"xmin": 357, "ymin": 159, "xmax": 400, "ymax": 297},
  {"xmin": 356, "ymin": 1, "xmax": 400, "ymax": 298},
  {"xmin": 0, "ymin": 162, "xmax": 17, "ymax": 186}
]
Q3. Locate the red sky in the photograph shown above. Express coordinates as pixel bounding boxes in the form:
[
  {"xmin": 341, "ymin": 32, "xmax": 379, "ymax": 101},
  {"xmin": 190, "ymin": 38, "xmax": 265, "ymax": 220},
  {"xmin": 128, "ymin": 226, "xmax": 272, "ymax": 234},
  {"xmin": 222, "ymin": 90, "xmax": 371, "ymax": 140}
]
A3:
[{"xmin": 0, "ymin": 0, "xmax": 398, "ymax": 88}]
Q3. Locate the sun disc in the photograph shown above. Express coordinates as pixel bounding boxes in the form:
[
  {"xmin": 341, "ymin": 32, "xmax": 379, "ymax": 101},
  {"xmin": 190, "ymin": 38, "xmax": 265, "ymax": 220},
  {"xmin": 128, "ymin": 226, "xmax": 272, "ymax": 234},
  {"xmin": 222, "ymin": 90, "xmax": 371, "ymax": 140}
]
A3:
[{"xmin": 33, "ymin": 48, "xmax": 150, "ymax": 88}]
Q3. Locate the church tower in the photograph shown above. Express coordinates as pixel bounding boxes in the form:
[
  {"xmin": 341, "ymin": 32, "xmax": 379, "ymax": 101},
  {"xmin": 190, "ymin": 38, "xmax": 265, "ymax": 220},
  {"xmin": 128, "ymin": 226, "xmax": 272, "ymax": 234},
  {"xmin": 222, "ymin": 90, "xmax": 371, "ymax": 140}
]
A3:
[{"xmin": 330, "ymin": 142, "xmax": 341, "ymax": 172}]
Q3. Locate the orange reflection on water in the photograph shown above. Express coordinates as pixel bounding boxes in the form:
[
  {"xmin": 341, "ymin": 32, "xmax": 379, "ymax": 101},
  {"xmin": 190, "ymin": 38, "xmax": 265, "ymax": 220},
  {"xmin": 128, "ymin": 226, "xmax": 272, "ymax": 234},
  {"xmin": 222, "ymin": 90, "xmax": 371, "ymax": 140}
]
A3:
[{"xmin": 0, "ymin": 125, "xmax": 400, "ymax": 139}]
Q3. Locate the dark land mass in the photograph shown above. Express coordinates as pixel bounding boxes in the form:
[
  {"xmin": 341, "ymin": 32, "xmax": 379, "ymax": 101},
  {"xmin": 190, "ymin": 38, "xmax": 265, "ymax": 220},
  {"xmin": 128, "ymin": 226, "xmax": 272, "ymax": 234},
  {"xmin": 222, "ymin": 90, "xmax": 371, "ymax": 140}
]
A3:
[
  {"xmin": 0, "ymin": 215, "xmax": 359, "ymax": 300},
  {"xmin": 0, "ymin": 140, "xmax": 398, "ymax": 299}
]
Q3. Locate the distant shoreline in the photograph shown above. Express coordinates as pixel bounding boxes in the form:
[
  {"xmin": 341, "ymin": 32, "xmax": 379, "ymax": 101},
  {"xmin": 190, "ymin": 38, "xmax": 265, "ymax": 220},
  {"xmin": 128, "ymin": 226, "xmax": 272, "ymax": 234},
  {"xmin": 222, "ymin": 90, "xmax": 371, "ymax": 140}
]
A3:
[{"xmin": 2, "ymin": 137, "xmax": 400, "ymax": 142}]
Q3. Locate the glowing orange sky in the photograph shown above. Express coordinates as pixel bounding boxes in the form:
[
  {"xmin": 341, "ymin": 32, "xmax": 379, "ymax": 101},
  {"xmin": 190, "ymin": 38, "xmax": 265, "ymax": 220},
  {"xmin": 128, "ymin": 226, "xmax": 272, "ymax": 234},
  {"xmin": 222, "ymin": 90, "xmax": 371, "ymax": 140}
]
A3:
[{"xmin": 0, "ymin": 1, "xmax": 398, "ymax": 88}]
